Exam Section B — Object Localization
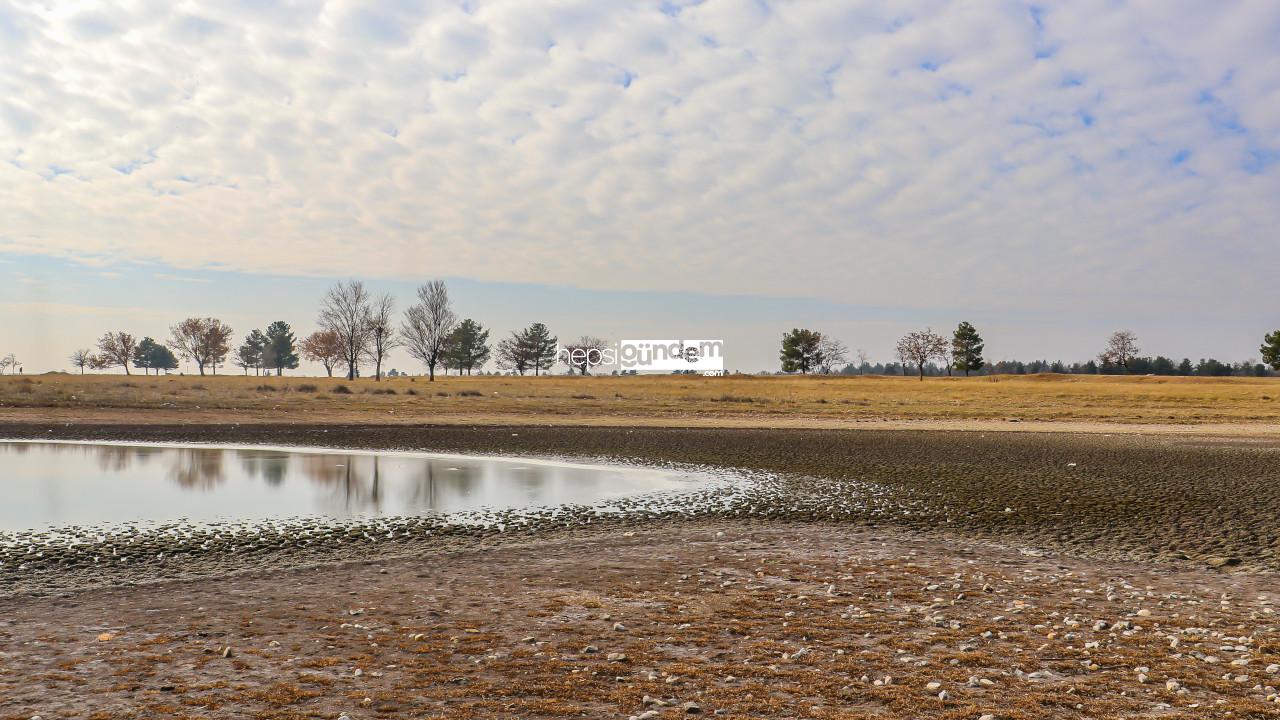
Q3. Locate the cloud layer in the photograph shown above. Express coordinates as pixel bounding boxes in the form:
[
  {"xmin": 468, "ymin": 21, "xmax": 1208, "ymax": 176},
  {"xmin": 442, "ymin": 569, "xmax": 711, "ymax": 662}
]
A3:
[{"xmin": 3, "ymin": 0, "xmax": 1279, "ymax": 314}]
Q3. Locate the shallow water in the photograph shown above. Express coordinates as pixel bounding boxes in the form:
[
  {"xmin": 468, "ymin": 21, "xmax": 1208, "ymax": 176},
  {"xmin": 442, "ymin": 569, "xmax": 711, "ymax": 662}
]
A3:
[{"xmin": 0, "ymin": 441, "xmax": 705, "ymax": 531}]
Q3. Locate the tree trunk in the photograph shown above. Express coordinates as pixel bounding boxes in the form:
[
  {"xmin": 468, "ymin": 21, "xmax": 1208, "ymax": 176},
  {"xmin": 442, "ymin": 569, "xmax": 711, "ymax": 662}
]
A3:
[
  {"xmin": 123, "ymin": 364, "xmax": 130, "ymax": 375},
  {"xmin": 276, "ymin": 367, "xmax": 282, "ymax": 377}
]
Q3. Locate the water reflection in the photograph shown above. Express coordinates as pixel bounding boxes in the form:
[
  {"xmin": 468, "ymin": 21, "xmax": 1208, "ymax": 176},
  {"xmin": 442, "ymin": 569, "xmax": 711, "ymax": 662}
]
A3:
[{"xmin": 0, "ymin": 442, "xmax": 703, "ymax": 530}]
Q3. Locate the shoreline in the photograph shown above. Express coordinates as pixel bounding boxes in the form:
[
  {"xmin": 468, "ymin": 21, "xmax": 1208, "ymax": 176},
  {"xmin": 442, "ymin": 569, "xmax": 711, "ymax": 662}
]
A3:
[{"xmin": 4, "ymin": 422, "xmax": 1280, "ymax": 598}]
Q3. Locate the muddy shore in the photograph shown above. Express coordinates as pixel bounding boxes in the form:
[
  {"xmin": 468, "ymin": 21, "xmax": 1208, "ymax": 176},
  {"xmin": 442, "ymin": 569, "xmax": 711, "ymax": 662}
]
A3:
[
  {"xmin": 2, "ymin": 423, "xmax": 1279, "ymax": 594},
  {"xmin": 3, "ymin": 423, "xmax": 1280, "ymax": 718}
]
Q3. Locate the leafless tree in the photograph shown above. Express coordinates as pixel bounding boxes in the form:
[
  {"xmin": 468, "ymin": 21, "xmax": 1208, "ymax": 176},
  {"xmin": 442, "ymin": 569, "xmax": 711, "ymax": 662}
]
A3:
[
  {"xmin": 69, "ymin": 348, "xmax": 92, "ymax": 374},
  {"xmin": 319, "ymin": 280, "xmax": 374, "ymax": 380},
  {"xmin": 96, "ymin": 331, "xmax": 139, "ymax": 374},
  {"xmin": 300, "ymin": 329, "xmax": 343, "ymax": 377},
  {"xmin": 364, "ymin": 293, "xmax": 398, "ymax": 381},
  {"xmin": 856, "ymin": 348, "xmax": 870, "ymax": 375},
  {"xmin": 168, "ymin": 317, "xmax": 234, "ymax": 375},
  {"xmin": 401, "ymin": 280, "xmax": 455, "ymax": 381},
  {"xmin": 1099, "ymin": 330, "xmax": 1140, "ymax": 372},
  {"xmin": 560, "ymin": 336, "xmax": 607, "ymax": 375},
  {"xmin": 494, "ymin": 336, "xmax": 530, "ymax": 375},
  {"xmin": 816, "ymin": 337, "xmax": 850, "ymax": 374},
  {"xmin": 0, "ymin": 353, "xmax": 14, "ymax": 375},
  {"xmin": 896, "ymin": 328, "xmax": 949, "ymax": 381}
]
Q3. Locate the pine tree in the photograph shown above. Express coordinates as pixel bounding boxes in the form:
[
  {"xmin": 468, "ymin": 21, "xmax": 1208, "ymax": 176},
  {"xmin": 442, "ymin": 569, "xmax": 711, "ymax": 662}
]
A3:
[
  {"xmin": 1261, "ymin": 330, "xmax": 1280, "ymax": 371},
  {"xmin": 264, "ymin": 321, "xmax": 300, "ymax": 376},
  {"xmin": 133, "ymin": 337, "xmax": 161, "ymax": 375},
  {"xmin": 236, "ymin": 331, "xmax": 267, "ymax": 375},
  {"xmin": 780, "ymin": 329, "xmax": 821, "ymax": 373},
  {"xmin": 149, "ymin": 344, "xmax": 179, "ymax": 374},
  {"xmin": 524, "ymin": 322, "xmax": 558, "ymax": 376},
  {"xmin": 445, "ymin": 319, "xmax": 491, "ymax": 375},
  {"xmin": 951, "ymin": 321, "xmax": 985, "ymax": 376}
]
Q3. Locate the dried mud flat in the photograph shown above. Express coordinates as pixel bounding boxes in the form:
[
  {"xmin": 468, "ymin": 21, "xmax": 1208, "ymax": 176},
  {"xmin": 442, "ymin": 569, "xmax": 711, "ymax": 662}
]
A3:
[
  {"xmin": 2, "ymin": 523, "xmax": 1280, "ymax": 719},
  {"xmin": 3, "ymin": 423, "xmax": 1280, "ymax": 718}
]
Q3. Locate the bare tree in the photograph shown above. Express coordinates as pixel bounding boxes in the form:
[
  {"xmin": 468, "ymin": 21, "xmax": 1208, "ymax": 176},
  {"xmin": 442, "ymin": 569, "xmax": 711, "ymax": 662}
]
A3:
[
  {"xmin": 400, "ymin": 280, "xmax": 455, "ymax": 381},
  {"xmin": 1099, "ymin": 330, "xmax": 1140, "ymax": 372},
  {"xmin": 69, "ymin": 348, "xmax": 92, "ymax": 374},
  {"xmin": 96, "ymin": 331, "xmax": 139, "ymax": 374},
  {"xmin": 319, "ymin": 280, "xmax": 374, "ymax": 380},
  {"xmin": 896, "ymin": 328, "xmax": 949, "ymax": 381},
  {"xmin": 168, "ymin": 318, "xmax": 234, "ymax": 375},
  {"xmin": 856, "ymin": 348, "xmax": 870, "ymax": 375},
  {"xmin": 301, "ymin": 329, "xmax": 344, "ymax": 377},
  {"xmin": 494, "ymin": 336, "xmax": 530, "ymax": 375},
  {"xmin": 0, "ymin": 354, "xmax": 14, "ymax": 375},
  {"xmin": 816, "ymin": 336, "xmax": 849, "ymax": 374},
  {"xmin": 560, "ymin": 336, "xmax": 607, "ymax": 375},
  {"xmin": 364, "ymin": 293, "xmax": 398, "ymax": 381}
]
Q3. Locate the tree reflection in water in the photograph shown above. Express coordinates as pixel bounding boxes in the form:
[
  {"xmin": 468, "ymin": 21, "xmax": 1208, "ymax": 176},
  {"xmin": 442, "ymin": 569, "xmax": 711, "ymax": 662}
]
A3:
[
  {"xmin": 238, "ymin": 450, "xmax": 288, "ymax": 486},
  {"xmin": 300, "ymin": 454, "xmax": 387, "ymax": 514},
  {"xmin": 0, "ymin": 442, "xmax": 695, "ymax": 530},
  {"xmin": 166, "ymin": 448, "xmax": 226, "ymax": 489}
]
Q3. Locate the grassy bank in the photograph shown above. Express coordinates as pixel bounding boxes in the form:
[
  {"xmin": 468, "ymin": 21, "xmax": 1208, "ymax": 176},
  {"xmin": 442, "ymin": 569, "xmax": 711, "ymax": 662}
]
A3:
[{"xmin": 0, "ymin": 372, "xmax": 1277, "ymax": 428}]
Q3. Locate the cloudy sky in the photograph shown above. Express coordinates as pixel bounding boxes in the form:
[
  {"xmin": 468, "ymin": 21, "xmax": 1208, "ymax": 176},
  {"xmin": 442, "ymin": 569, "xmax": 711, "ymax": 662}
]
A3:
[{"xmin": 2, "ymin": 0, "xmax": 1279, "ymax": 373}]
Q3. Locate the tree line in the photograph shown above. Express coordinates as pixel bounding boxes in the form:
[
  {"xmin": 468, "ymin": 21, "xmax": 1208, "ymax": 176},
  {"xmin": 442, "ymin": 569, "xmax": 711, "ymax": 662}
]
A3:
[
  {"xmin": 70, "ymin": 280, "xmax": 567, "ymax": 380},
  {"xmin": 782, "ymin": 325, "xmax": 1280, "ymax": 379}
]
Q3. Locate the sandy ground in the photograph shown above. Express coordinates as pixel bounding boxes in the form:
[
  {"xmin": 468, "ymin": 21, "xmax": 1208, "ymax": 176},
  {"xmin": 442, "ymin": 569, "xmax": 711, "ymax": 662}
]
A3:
[{"xmin": 2, "ymin": 523, "xmax": 1278, "ymax": 719}]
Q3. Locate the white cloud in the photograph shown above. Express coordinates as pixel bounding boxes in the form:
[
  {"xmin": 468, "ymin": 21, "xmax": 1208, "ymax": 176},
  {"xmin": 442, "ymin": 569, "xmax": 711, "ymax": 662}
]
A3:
[{"xmin": 1, "ymin": 0, "xmax": 1278, "ymax": 315}]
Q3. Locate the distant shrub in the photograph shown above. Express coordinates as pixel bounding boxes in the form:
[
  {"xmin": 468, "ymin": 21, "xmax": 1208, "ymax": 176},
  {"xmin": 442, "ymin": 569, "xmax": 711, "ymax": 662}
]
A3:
[
  {"xmin": 458, "ymin": 390, "xmax": 482, "ymax": 397},
  {"xmin": 405, "ymin": 388, "xmax": 418, "ymax": 396},
  {"xmin": 190, "ymin": 384, "xmax": 206, "ymax": 390},
  {"xmin": 436, "ymin": 391, "xmax": 450, "ymax": 397},
  {"xmin": 571, "ymin": 394, "xmax": 596, "ymax": 400},
  {"xmin": 294, "ymin": 383, "xmax": 319, "ymax": 393},
  {"xmin": 715, "ymin": 394, "xmax": 755, "ymax": 403},
  {"xmin": 15, "ymin": 384, "xmax": 34, "ymax": 394},
  {"xmin": 369, "ymin": 388, "xmax": 397, "ymax": 395},
  {"xmin": 255, "ymin": 384, "xmax": 278, "ymax": 392},
  {"xmin": 332, "ymin": 384, "xmax": 353, "ymax": 394},
  {"xmin": 118, "ymin": 381, "xmax": 138, "ymax": 388}
]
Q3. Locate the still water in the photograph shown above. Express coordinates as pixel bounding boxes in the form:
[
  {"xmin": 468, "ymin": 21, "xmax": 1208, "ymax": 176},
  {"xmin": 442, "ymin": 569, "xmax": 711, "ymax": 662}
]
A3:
[{"xmin": 0, "ymin": 441, "xmax": 705, "ymax": 531}]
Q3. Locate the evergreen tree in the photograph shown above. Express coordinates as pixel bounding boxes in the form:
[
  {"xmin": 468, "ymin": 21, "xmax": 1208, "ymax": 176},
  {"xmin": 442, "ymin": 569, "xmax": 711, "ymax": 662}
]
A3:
[
  {"xmin": 236, "ymin": 330, "xmax": 267, "ymax": 375},
  {"xmin": 444, "ymin": 319, "xmax": 491, "ymax": 375},
  {"xmin": 148, "ymin": 344, "xmax": 178, "ymax": 374},
  {"xmin": 264, "ymin": 321, "xmax": 300, "ymax": 376},
  {"xmin": 1261, "ymin": 330, "xmax": 1280, "ymax": 371},
  {"xmin": 132, "ymin": 337, "xmax": 161, "ymax": 375},
  {"xmin": 951, "ymin": 321, "xmax": 985, "ymax": 376},
  {"xmin": 524, "ymin": 322, "xmax": 558, "ymax": 376},
  {"xmin": 1177, "ymin": 358, "xmax": 1193, "ymax": 375},
  {"xmin": 779, "ymin": 328, "xmax": 822, "ymax": 373}
]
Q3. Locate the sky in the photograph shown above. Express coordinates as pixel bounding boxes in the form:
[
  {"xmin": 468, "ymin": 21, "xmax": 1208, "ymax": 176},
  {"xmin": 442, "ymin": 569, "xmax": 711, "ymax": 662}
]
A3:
[{"xmin": 2, "ymin": 0, "xmax": 1279, "ymax": 373}]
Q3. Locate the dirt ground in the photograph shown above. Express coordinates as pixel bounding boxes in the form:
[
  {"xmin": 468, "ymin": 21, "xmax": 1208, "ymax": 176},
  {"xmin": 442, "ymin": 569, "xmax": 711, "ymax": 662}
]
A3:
[
  {"xmin": 3, "ymin": 522, "xmax": 1278, "ymax": 720},
  {"xmin": 4, "ymin": 422, "xmax": 1280, "ymax": 718}
]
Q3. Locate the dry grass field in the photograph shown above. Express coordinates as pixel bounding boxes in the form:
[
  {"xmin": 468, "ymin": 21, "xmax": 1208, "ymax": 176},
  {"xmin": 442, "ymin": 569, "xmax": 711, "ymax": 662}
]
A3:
[{"xmin": 0, "ymin": 371, "xmax": 1277, "ymax": 430}]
